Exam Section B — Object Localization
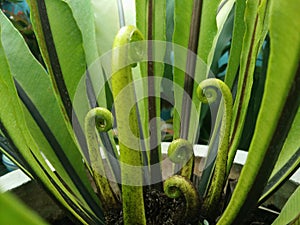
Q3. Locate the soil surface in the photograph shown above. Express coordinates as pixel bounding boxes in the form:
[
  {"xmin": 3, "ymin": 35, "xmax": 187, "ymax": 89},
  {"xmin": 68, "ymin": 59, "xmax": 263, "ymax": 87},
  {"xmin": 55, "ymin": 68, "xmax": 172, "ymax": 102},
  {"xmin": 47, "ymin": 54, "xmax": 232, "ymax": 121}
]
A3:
[{"xmin": 105, "ymin": 188, "xmax": 201, "ymax": 225}]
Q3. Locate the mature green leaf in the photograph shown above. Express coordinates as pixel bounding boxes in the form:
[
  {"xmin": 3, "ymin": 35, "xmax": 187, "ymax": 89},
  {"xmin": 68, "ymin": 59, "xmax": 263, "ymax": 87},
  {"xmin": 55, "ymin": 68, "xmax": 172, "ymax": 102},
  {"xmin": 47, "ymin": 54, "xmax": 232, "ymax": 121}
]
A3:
[
  {"xmin": 135, "ymin": 0, "xmax": 167, "ymax": 188},
  {"xmin": 172, "ymin": 0, "xmax": 193, "ymax": 139},
  {"xmin": 198, "ymin": 0, "xmax": 228, "ymax": 67},
  {"xmin": 63, "ymin": 1, "xmax": 120, "ymax": 184},
  {"xmin": 41, "ymin": 0, "xmax": 87, "ymax": 101},
  {"xmin": 65, "ymin": 0, "xmax": 99, "ymax": 64},
  {"xmin": 0, "ymin": 24, "xmax": 95, "ymax": 225},
  {"xmin": 92, "ymin": 0, "xmax": 136, "ymax": 56},
  {"xmin": 92, "ymin": 0, "xmax": 121, "ymax": 56},
  {"xmin": 66, "ymin": 1, "xmax": 110, "ymax": 107},
  {"xmin": 135, "ymin": 0, "xmax": 147, "ymax": 38},
  {"xmin": 217, "ymin": 0, "xmax": 300, "ymax": 223},
  {"xmin": 210, "ymin": 5, "xmax": 234, "ymax": 77},
  {"xmin": 93, "ymin": 0, "xmax": 136, "ymax": 55},
  {"xmin": 0, "ymin": 192, "xmax": 49, "ymax": 225},
  {"xmin": 227, "ymin": 0, "xmax": 270, "ymax": 171},
  {"xmin": 260, "ymin": 108, "xmax": 300, "ymax": 202},
  {"xmin": 161, "ymin": 0, "xmax": 174, "ymax": 95},
  {"xmin": 1, "ymin": 9, "xmax": 83, "ymax": 184},
  {"xmin": 135, "ymin": 0, "xmax": 166, "ymax": 108},
  {"xmin": 271, "ymin": 185, "xmax": 300, "ymax": 225},
  {"xmin": 224, "ymin": 0, "xmax": 246, "ymax": 88},
  {"xmin": 28, "ymin": 0, "xmax": 100, "ymax": 138},
  {"xmin": 91, "ymin": 0, "xmax": 124, "ymax": 108},
  {"xmin": 238, "ymin": 38, "xmax": 269, "ymax": 151},
  {"xmin": 0, "ymin": 9, "xmax": 104, "ymax": 224},
  {"xmin": 71, "ymin": 0, "xmax": 123, "ymax": 192},
  {"xmin": 134, "ymin": 0, "xmax": 149, "ymax": 158},
  {"xmin": 173, "ymin": 0, "xmax": 233, "ymax": 141}
]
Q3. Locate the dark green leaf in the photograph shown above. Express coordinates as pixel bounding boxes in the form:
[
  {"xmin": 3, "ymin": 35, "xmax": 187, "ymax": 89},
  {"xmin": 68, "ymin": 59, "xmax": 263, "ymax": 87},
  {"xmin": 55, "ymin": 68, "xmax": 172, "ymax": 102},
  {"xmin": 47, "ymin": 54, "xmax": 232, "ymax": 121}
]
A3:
[{"xmin": 217, "ymin": 0, "xmax": 300, "ymax": 223}]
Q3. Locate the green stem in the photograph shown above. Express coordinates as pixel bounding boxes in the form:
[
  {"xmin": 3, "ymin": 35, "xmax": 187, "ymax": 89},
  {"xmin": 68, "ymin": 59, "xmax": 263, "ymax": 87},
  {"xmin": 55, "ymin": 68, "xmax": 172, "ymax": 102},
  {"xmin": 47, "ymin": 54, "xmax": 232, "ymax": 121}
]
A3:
[
  {"xmin": 168, "ymin": 138, "xmax": 194, "ymax": 179},
  {"xmin": 111, "ymin": 25, "xmax": 146, "ymax": 225},
  {"xmin": 84, "ymin": 107, "xmax": 120, "ymax": 211},
  {"xmin": 197, "ymin": 78, "xmax": 233, "ymax": 220},
  {"xmin": 164, "ymin": 175, "xmax": 201, "ymax": 222}
]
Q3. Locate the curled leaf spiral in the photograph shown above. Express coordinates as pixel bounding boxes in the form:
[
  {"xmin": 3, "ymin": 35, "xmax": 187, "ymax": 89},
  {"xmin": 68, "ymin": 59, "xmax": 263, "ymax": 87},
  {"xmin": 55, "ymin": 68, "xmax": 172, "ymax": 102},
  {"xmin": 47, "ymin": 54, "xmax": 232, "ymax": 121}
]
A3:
[
  {"xmin": 168, "ymin": 138, "xmax": 193, "ymax": 164},
  {"xmin": 86, "ymin": 107, "xmax": 113, "ymax": 133},
  {"xmin": 197, "ymin": 78, "xmax": 233, "ymax": 220},
  {"xmin": 164, "ymin": 175, "xmax": 201, "ymax": 220}
]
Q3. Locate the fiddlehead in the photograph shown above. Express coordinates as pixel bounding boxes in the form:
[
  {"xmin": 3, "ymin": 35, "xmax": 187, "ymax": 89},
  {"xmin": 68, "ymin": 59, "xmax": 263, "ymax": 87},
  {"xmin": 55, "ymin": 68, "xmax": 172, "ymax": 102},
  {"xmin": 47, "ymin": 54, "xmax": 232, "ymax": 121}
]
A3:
[
  {"xmin": 164, "ymin": 175, "xmax": 201, "ymax": 222},
  {"xmin": 197, "ymin": 78, "xmax": 233, "ymax": 220},
  {"xmin": 168, "ymin": 138, "xmax": 194, "ymax": 179},
  {"xmin": 197, "ymin": 81, "xmax": 219, "ymax": 104},
  {"xmin": 168, "ymin": 138, "xmax": 193, "ymax": 163},
  {"xmin": 111, "ymin": 25, "xmax": 146, "ymax": 225},
  {"xmin": 87, "ymin": 107, "xmax": 114, "ymax": 132},
  {"xmin": 85, "ymin": 107, "xmax": 119, "ymax": 211}
]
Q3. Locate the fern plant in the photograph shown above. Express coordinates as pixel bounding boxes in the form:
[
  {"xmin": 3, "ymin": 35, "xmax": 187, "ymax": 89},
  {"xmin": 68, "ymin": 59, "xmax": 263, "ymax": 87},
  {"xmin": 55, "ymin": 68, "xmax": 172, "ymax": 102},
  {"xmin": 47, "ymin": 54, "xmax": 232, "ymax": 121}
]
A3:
[{"xmin": 0, "ymin": 0, "xmax": 299, "ymax": 224}]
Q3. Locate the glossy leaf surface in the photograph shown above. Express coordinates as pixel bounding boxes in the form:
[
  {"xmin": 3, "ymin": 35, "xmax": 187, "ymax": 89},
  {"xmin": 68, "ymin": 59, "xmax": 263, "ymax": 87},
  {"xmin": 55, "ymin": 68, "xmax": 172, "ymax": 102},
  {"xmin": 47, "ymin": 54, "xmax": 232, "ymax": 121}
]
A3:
[
  {"xmin": 217, "ymin": 0, "xmax": 300, "ymax": 223},
  {"xmin": 260, "ymin": 108, "xmax": 300, "ymax": 202},
  {"xmin": 0, "ymin": 7, "xmax": 104, "ymax": 225}
]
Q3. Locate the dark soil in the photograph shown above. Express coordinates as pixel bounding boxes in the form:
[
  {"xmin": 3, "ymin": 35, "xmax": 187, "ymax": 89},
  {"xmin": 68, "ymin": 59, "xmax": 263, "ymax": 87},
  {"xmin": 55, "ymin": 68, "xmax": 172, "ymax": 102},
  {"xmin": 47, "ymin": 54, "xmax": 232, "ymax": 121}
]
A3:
[
  {"xmin": 104, "ymin": 187, "xmax": 279, "ymax": 225},
  {"xmin": 241, "ymin": 207, "xmax": 279, "ymax": 225},
  {"xmin": 105, "ymin": 188, "xmax": 202, "ymax": 225}
]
